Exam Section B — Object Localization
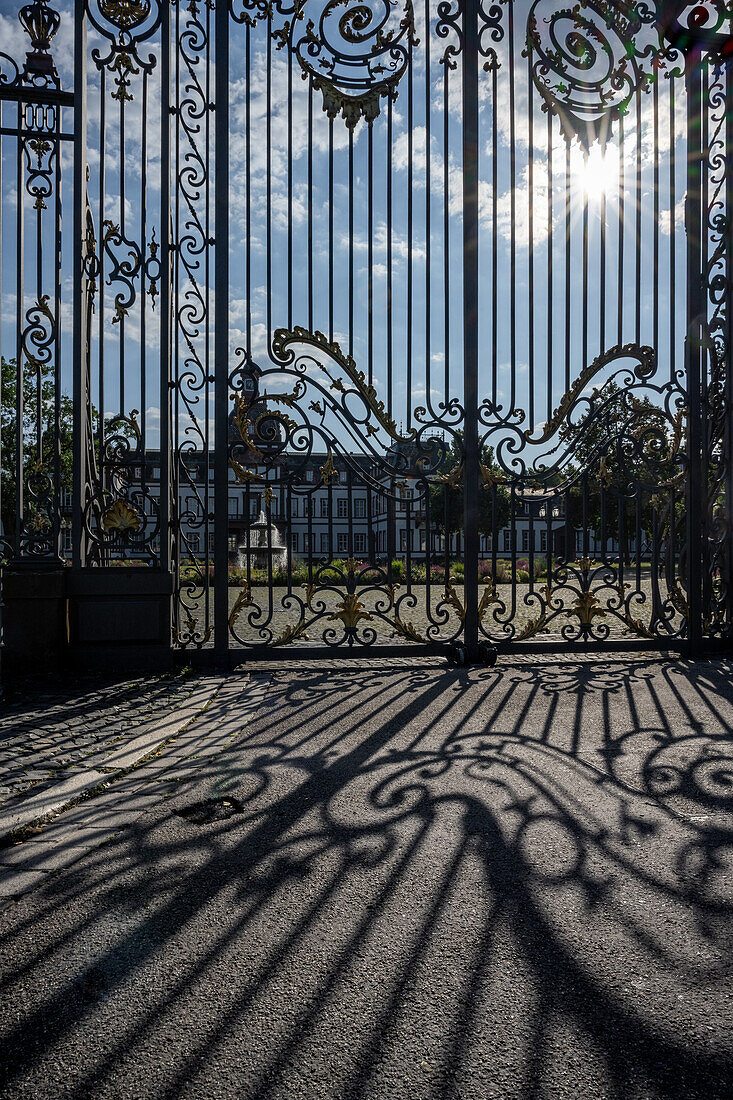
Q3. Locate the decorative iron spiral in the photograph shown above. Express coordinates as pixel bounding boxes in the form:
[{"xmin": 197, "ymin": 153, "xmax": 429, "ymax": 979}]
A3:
[
  {"xmin": 292, "ymin": 0, "xmax": 417, "ymax": 128},
  {"xmin": 526, "ymin": 0, "xmax": 655, "ymax": 147}
]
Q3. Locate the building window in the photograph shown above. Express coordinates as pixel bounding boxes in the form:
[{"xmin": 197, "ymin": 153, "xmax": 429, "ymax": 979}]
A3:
[
  {"xmin": 320, "ymin": 498, "xmax": 329, "ymax": 518},
  {"xmin": 540, "ymin": 530, "xmax": 547, "ymax": 553},
  {"xmin": 291, "ymin": 533, "xmax": 299, "ymax": 553},
  {"xmin": 228, "ymin": 535, "xmax": 237, "ymax": 553},
  {"xmin": 522, "ymin": 529, "xmax": 530, "ymax": 552},
  {"xmin": 228, "ymin": 496, "xmax": 239, "ymax": 516},
  {"xmin": 305, "ymin": 469, "xmax": 314, "ymax": 483},
  {"xmin": 320, "ymin": 533, "xmax": 329, "ymax": 555},
  {"xmin": 188, "ymin": 534, "xmax": 201, "ymax": 553},
  {"xmin": 337, "ymin": 497, "xmax": 348, "ymax": 518},
  {"xmin": 400, "ymin": 529, "xmax": 408, "ymax": 551},
  {"xmin": 303, "ymin": 533, "xmax": 310, "ymax": 553},
  {"xmin": 185, "ymin": 496, "xmax": 201, "ymax": 520},
  {"xmin": 503, "ymin": 530, "xmax": 515, "ymax": 551},
  {"xmin": 340, "ymin": 470, "xmax": 348, "ymax": 484},
  {"xmin": 353, "ymin": 532, "xmax": 366, "ymax": 555},
  {"xmin": 337, "ymin": 532, "xmax": 348, "ymax": 554},
  {"xmin": 354, "ymin": 498, "xmax": 366, "ymax": 518}
]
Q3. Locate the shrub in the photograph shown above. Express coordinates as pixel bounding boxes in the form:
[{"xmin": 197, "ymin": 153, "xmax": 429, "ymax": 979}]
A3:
[
  {"xmin": 390, "ymin": 559, "xmax": 405, "ymax": 581},
  {"xmin": 451, "ymin": 561, "xmax": 465, "ymax": 576},
  {"xmin": 291, "ymin": 563, "xmax": 309, "ymax": 586}
]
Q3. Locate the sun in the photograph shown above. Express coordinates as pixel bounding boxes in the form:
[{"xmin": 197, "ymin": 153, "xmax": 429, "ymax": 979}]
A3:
[{"xmin": 571, "ymin": 142, "xmax": 620, "ymax": 201}]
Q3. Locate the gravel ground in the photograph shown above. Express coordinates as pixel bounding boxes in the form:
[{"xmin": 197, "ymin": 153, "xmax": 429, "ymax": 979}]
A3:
[{"xmin": 0, "ymin": 655, "xmax": 731, "ymax": 1099}]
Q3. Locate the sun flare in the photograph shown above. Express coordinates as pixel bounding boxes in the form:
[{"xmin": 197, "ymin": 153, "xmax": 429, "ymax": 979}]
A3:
[{"xmin": 571, "ymin": 142, "xmax": 620, "ymax": 201}]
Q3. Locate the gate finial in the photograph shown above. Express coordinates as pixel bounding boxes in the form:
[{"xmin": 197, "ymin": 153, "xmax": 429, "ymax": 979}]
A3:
[{"xmin": 18, "ymin": 0, "xmax": 60, "ymax": 83}]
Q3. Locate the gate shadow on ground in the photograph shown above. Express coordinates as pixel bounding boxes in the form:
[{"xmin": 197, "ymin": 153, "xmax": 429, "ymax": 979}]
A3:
[{"xmin": 0, "ymin": 656, "xmax": 732, "ymax": 1099}]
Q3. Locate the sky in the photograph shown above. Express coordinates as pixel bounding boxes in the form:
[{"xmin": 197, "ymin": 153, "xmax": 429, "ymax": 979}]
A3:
[{"xmin": 0, "ymin": 0, "xmax": 712, "ymax": 480}]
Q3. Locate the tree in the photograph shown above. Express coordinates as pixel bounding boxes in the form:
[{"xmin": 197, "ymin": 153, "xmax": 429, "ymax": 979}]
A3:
[
  {"xmin": 1, "ymin": 356, "xmax": 130, "ymax": 556},
  {"xmin": 557, "ymin": 381, "xmax": 684, "ymax": 559},
  {"xmin": 1, "ymin": 355, "xmax": 73, "ymax": 552}
]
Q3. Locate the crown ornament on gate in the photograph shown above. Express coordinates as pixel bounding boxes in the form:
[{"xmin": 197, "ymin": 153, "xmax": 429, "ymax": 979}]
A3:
[
  {"xmin": 97, "ymin": 1, "xmax": 152, "ymax": 31},
  {"xmin": 19, "ymin": 0, "xmax": 60, "ymax": 82}
]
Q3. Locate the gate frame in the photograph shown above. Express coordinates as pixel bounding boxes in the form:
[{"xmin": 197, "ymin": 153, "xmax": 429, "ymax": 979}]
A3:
[{"xmin": 0, "ymin": 0, "xmax": 732, "ymax": 671}]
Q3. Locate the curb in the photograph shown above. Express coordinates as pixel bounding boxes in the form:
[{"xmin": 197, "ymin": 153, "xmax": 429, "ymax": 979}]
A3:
[{"xmin": 0, "ymin": 676, "xmax": 226, "ymax": 844}]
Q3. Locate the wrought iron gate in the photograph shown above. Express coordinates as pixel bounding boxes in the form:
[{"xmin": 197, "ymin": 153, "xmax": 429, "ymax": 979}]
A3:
[{"xmin": 1, "ymin": 1, "xmax": 732, "ymax": 664}]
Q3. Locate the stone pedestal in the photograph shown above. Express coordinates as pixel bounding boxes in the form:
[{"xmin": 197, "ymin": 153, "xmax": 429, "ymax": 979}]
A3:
[
  {"xmin": 67, "ymin": 568, "xmax": 174, "ymax": 670},
  {"xmin": 1, "ymin": 566, "xmax": 69, "ymax": 679}
]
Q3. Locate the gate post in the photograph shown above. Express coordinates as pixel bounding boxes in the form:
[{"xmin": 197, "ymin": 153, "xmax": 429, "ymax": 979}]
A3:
[
  {"xmin": 685, "ymin": 54, "xmax": 705, "ymax": 654},
  {"xmin": 71, "ymin": 0, "xmax": 87, "ymax": 573},
  {"xmin": 721, "ymin": 62, "xmax": 726, "ymax": 638},
  {"xmin": 462, "ymin": 0, "xmax": 480, "ymax": 662}
]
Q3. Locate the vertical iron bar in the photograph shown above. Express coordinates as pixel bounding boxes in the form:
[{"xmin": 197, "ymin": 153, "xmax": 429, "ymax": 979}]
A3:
[
  {"xmin": 214, "ymin": 0, "xmax": 229, "ymax": 656},
  {"xmin": 462, "ymin": 0, "xmax": 480, "ymax": 660}
]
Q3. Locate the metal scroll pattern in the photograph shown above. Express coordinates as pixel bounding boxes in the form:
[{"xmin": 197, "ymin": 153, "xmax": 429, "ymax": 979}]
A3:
[
  {"xmin": 0, "ymin": 3, "xmax": 65, "ymax": 563},
  {"xmin": 701, "ymin": 55, "xmax": 732, "ymax": 638},
  {"xmin": 477, "ymin": 348, "xmax": 688, "ymax": 645},
  {"xmin": 80, "ymin": 0, "xmax": 164, "ymax": 563},
  {"xmin": 526, "ymin": 0, "xmax": 668, "ymax": 147},
  {"xmin": 86, "ymin": 0, "xmax": 161, "ymax": 101},
  {"xmin": 232, "ymin": 0, "xmax": 418, "ymax": 128},
  {"xmin": 172, "ymin": 0, "xmax": 215, "ymax": 647},
  {"xmin": 226, "ymin": 330, "xmax": 466, "ymax": 649}
]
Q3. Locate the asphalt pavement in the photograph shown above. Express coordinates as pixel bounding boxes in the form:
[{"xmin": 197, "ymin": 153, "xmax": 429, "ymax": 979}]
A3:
[{"xmin": 0, "ymin": 653, "xmax": 732, "ymax": 1099}]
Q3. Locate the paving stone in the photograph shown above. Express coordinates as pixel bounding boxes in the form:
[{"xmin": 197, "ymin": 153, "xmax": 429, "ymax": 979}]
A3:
[
  {"xmin": 0, "ymin": 842, "xmax": 90, "ymax": 873},
  {"xmin": 0, "ymin": 670, "xmax": 203, "ymax": 810},
  {"xmin": 0, "ymin": 866, "xmax": 48, "ymax": 897}
]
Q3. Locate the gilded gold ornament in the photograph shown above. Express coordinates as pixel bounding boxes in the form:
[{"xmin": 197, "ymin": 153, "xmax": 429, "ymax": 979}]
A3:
[
  {"xmin": 572, "ymin": 591, "xmax": 606, "ymax": 626},
  {"xmin": 328, "ymin": 593, "xmax": 374, "ymax": 630},
  {"xmin": 228, "ymin": 585, "xmax": 254, "ymax": 630},
  {"xmin": 102, "ymin": 498, "xmax": 142, "ymax": 534}
]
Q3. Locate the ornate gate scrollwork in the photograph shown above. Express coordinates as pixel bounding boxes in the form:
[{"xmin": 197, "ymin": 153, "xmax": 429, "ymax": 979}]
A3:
[
  {"xmin": 477, "ymin": 344, "xmax": 689, "ymax": 645},
  {"xmin": 526, "ymin": 0, "xmax": 665, "ymax": 147},
  {"xmin": 2, "ymin": 0, "xmax": 732, "ymax": 662},
  {"xmin": 225, "ymin": 329, "xmax": 466, "ymax": 649}
]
